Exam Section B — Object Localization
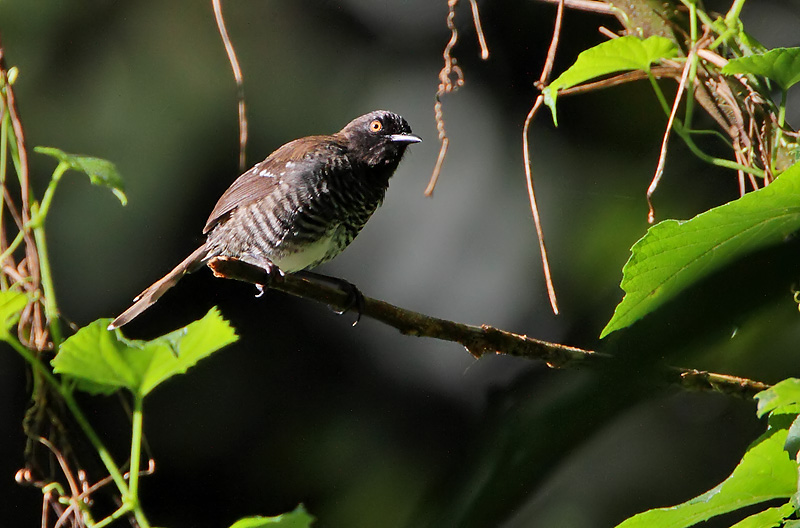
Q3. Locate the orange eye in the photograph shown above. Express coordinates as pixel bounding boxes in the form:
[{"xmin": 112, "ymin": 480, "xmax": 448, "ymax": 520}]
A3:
[{"xmin": 369, "ymin": 120, "xmax": 383, "ymax": 132}]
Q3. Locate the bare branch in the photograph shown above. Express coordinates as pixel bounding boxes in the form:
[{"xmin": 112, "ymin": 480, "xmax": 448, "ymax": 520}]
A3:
[{"xmin": 207, "ymin": 257, "xmax": 771, "ymax": 399}]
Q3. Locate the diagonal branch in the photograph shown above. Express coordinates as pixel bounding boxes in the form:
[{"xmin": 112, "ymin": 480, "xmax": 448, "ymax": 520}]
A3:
[{"xmin": 207, "ymin": 257, "xmax": 770, "ymax": 399}]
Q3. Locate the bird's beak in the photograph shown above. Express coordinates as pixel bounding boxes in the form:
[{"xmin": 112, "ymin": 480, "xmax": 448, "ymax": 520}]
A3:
[{"xmin": 388, "ymin": 133, "xmax": 422, "ymax": 144}]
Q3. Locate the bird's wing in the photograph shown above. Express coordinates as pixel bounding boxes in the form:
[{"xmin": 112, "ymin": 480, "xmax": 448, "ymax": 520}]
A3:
[{"xmin": 203, "ymin": 137, "xmax": 344, "ymax": 234}]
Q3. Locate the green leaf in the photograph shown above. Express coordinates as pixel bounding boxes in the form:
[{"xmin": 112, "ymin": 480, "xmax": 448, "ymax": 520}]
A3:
[
  {"xmin": 728, "ymin": 502, "xmax": 795, "ymax": 528},
  {"xmin": 755, "ymin": 379, "xmax": 800, "ymax": 418},
  {"xmin": 34, "ymin": 146, "xmax": 127, "ymax": 205},
  {"xmin": 545, "ymin": 36, "xmax": 679, "ymax": 123},
  {"xmin": 601, "ymin": 161, "xmax": 800, "ymax": 338},
  {"xmin": 784, "ymin": 415, "xmax": 800, "ymax": 460},
  {"xmin": 615, "ymin": 414, "xmax": 798, "ymax": 528},
  {"xmin": 0, "ymin": 290, "xmax": 27, "ymax": 340},
  {"xmin": 722, "ymin": 47, "xmax": 800, "ymax": 91},
  {"xmin": 229, "ymin": 505, "xmax": 315, "ymax": 528},
  {"xmin": 52, "ymin": 308, "xmax": 237, "ymax": 397}
]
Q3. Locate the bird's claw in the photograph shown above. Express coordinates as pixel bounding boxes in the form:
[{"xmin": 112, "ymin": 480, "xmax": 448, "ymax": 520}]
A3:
[
  {"xmin": 333, "ymin": 282, "xmax": 365, "ymax": 326},
  {"xmin": 254, "ymin": 261, "xmax": 284, "ymax": 298},
  {"xmin": 293, "ymin": 271, "xmax": 365, "ymax": 326}
]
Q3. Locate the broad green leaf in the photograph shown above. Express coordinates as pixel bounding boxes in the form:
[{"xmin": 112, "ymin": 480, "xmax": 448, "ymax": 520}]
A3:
[
  {"xmin": 728, "ymin": 502, "xmax": 795, "ymax": 528},
  {"xmin": 784, "ymin": 415, "xmax": 800, "ymax": 460},
  {"xmin": 545, "ymin": 36, "xmax": 679, "ymax": 123},
  {"xmin": 52, "ymin": 308, "xmax": 237, "ymax": 397},
  {"xmin": 35, "ymin": 146, "xmax": 127, "ymax": 205},
  {"xmin": 755, "ymin": 379, "xmax": 800, "ymax": 418},
  {"xmin": 722, "ymin": 47, "xmax": 800, "ymax": 91},
  {"xmin": 229, "ymin": 505, "xmax": 314, "ymax": 528},
  {"xmin": 0, "ymin": 290, "xmax": 27, "ymax": 340},
  {"xmin": 615, "ymin": 414, "xmax": 798, "ymax": 528},
  {"xmin": 601, "ymin": 161, "xmax": 800, "ymax": 338}
]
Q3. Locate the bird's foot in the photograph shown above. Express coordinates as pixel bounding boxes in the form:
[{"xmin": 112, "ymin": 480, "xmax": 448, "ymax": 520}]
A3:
[
  {"xmin": 294, "ymin": 271, "xmax": 365, "ymax": 326},
  {"xmin": 254, "ymin": 260, "xmax": 284, "ymax": 297},
  {"xmin": 208, "ymin": 256, "xmax": 284, "ymax": 297},
  {"xmin": 336, "ymin": 280, "xmax": 366, "ymax": 326}
]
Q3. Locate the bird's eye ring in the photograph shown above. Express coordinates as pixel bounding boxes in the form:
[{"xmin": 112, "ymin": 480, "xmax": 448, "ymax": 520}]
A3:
[{"xmin": 369, "ymin": 120, "xmax": 383, "ymax": 133}]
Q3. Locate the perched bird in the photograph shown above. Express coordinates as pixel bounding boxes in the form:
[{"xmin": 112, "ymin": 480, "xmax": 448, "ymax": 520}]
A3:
[{"xmin": 108, "ymin": 110, "xmax": 421, "ymax": 329}]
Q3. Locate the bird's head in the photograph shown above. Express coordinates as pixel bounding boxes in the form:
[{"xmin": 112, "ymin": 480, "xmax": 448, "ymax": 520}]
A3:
[{"xmin": 338, "ymin": 110, "xmax": 422, "ymax": 168}]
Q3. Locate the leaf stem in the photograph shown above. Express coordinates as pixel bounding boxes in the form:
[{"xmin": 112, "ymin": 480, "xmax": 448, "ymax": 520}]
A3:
[
  {"xmin": 725, "ymin": 0, "xmax": 747, "ymax": 27},
  {"xmin": 0, "ymin": 231, "xmax": 23, "ymax": 268},
  {"xmin": 31, "ymin": 161, "xmax": 67, "ymax": 228},
  {"xmin": 27, "ymin": 162, "xmax": 68, "ymax": 347},
  {"xmin": 128, "ymin": 395, "xmax": 144, "ymax": 507},
  {"xmin": 647, "ymin": 73, "xmax": 765, "ymax": 178},
  {"xmin": 682, "ymin": 1, "xmax": 699, "ymax": 127},
  {"xmin": 92, "ymin": 504, "xmax": 134, "ymax": 528},
  {"xmin": 31, "ymin": 204, "xmax": 62, "ymax": 347}
]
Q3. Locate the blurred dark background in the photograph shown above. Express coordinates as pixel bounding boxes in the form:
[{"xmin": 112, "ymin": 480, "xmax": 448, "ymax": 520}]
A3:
[{"xmin": 1, "ymin": 1, "xmax": 800, "ymax": 527}]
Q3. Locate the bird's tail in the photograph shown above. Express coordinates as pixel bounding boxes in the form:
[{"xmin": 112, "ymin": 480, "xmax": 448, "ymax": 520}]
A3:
[{"xmin": 107, "ymin": 245, "xmax": 209, "ymax": 330}]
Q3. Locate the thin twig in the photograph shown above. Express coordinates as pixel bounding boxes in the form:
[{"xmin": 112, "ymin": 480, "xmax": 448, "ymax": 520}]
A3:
[
  {"xmin": 468, "ymin": 0, "xmax": 490, "ymax": 60},
  {"xmin": 0, "ymin": 41, "xmax": 44, "ymax": 347},
  {"xmin": 212, "ymin": 0, "xmax": 248, "ymax": 172},
  {"xmin": 538, "ymin": 0, "xmax": 565, "ymax": 86},
  {"xmin": 557, "ymin": 66, "xmax": 679, "ymax": 96},
  {"xmin": 647, "ymin": 51, "xmax": 694, "ymax": 224},
  {"xmin": 425, "ymin": 0, "xmax": 464, "ymax": 196},
  {"xmin": 207, "ymin": 257, "xmax": 771, "ymax": 399},
  {"xmin": 523, "ymin": 0, "xmax": 565, "ymax": 315},
  {"xmin": 598, "ymin": 26, "xmax": 619, "ymax": 39},
  {"xmin": 522, "ymin": 96, "xmax": 559, "ymax": 314},
  {"xmin": 36, "ymin": 436, "xmax": 84, "ymax": 528}
]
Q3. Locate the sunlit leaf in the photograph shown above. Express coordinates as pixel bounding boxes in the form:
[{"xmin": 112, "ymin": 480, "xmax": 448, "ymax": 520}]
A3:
[
  {"xmin": 755, "ymin": 378, "xmax": 800, "ymax": 418},
  {"xmin": 229, "ymin": 505, "xmax": 315, "ymax": 528},
  {"xmin": 545, "ymin": 36, "xmax": 679, "ymax": 123},
  {"xmin": 728, "ymin": 502, "xmax": 795, "ymax": 528},
  {"xmin": 601, "ymin": 161, "xmax": 800, "ymax": 338},
  {"xmin": 615, "ymin": 414, "xmax": 798, "ymax": 528},
  {"xmin": 35, "ymin": 146, "xmax": 127, "ymax": 205},
  {"xmin": 52, "ymin": 308, "xmax": 237, "ymax": 397},
  {"xmin": 0, "ymin": 290, "xmax": 28, "ymax": 341},
  {"xmin": 784, "ymin": 415, "xmax": 800, "ymax": 460},
  {"xmin": 722, "ymin": 47, "xmax": 800, "ymax": 91}
]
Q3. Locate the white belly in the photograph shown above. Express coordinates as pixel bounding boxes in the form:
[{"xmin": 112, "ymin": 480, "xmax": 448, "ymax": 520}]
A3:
[{"xmin": 272, "ymin": 234, "xmax": 337, "ymax": 273}]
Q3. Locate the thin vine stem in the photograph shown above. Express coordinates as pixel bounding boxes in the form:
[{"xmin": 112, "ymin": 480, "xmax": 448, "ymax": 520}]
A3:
[
  {"xmin": 647, "ymin": 73, "xmax": 765, "ymax": 179},
  {"xmin": 725, "ymin": 0, "xmax": 747, "ymax": 27},
  {"xmin": 681, "ymin": 0, "xmax": 699, "ymax": 127},
  {"xmin": 6, "ymin": 334, "xmax": 132, "ymax": 509},
  {"xmin": 127, "ymin": 395, "xmax": 144, "ymax": 506},
  {"xmin": 31, "ymin": 203, "xmax": 62, "ymax": 347}
]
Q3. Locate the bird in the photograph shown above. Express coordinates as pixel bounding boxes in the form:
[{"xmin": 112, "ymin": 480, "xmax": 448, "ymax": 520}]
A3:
[{"xmin": 108, "ymin": 110, "xmax": 421, "ymax": 330}]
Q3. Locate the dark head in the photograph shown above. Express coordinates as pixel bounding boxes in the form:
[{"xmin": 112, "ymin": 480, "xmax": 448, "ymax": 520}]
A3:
[{"xmin": 338, "ymin": 110, "xmax": 422, "ymax": 168}]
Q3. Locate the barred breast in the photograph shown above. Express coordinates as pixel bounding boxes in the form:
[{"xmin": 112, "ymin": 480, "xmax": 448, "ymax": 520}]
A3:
[{"xmin": 204, "ymin": 163, "xmax": 387, "ymax": 273}]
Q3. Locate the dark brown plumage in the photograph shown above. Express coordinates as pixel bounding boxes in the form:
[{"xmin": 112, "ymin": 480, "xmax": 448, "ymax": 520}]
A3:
[{"xmin": 108, "ymin": 110, "xmax": 421, "ymax": 329}]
